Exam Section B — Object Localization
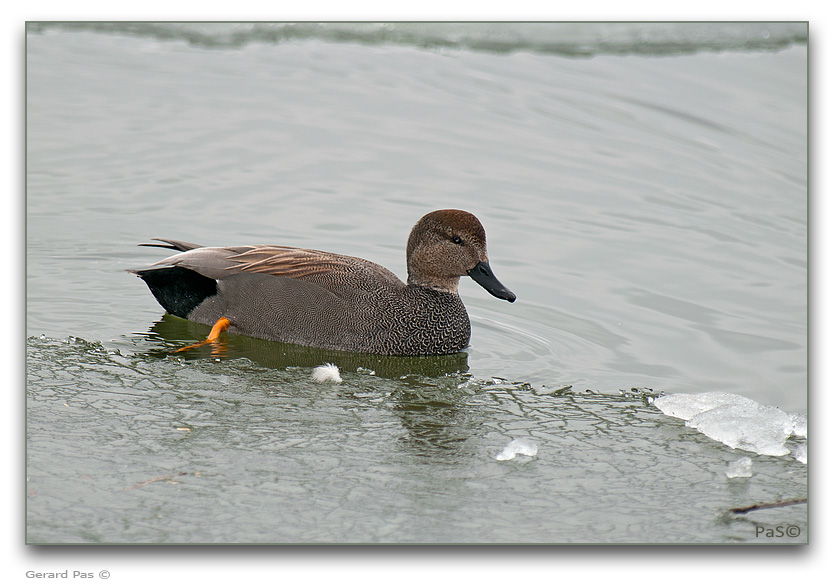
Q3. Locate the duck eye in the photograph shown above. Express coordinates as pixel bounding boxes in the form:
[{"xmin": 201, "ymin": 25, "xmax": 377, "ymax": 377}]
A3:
[{"xmin": 452, "ymin": 235, "xmax": 463, "ymax": 245}]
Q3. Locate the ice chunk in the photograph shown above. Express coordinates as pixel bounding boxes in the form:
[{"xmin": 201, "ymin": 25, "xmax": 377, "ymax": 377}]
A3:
[
  {"xmin": 789, "ymin": 413, "xmax": 807, "ymax": 438},
  {"xmin": 654, "ymin": 392, "xmax": 795, "ymax": 457},
  {"xmin": 726, "ymin": 457, "xmax": 753, "ymax": 478},
  {"xmin": 311, "ymin": 363, "xmax": 342, "ymax": 383},
  {"xmin": 495, "ymin": 438, "xmax": 538, "ymax": 461},
  {"xmin": 654, "ymin": 391, "xmax": 754, "ymax": 420},
  {"xmin": 688, "ymin": 403, "xmax": 793, "ymax": 456}
]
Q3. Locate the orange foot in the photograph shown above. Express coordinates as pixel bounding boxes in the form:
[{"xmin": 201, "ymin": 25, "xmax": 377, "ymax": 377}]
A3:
[{"xmin": 172, "ymin": 317, "xmax": 232, "ymax": 354}]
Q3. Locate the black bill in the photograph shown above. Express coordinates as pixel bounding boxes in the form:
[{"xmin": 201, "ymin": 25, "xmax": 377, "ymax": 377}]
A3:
[{"xmin": 467, "ymin": 261, "xmax": 516, "ymax": 303}]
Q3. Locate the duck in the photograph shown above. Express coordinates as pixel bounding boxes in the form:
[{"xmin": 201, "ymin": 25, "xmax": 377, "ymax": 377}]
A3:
[{"xmin": 131, "ymin": 209, "xmax": 515, "ymax": 356}]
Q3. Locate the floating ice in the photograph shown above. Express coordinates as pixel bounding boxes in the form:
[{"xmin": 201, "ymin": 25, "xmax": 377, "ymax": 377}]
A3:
[
  {"xmin": 311, "ymin": 363, "xmax": 342, "ymax": 383},
  {"xmin": 789, "ymin": 413, "xmax": 807, "ymax": 438},
  {"xmin": 654, "ymin": 392, "xmax": 801, "ymax": 457},
  {"xmin": 495, "ymin": 438, "xmax": 538, "ymax": 461},
  {"xmin": 654, "ymin": 391, "xmax": 750, "ymax": 420},
  {"xmin": 726, "ymin": 457, "xmax": 753, "ymax": 478}
]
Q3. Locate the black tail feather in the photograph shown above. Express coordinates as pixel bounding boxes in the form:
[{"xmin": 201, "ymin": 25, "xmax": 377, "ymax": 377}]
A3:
[
  {"xmin": 135, "ymin": 267, "xmax": 217, "ymax": 318},
  {"xmin": 138, "ymin": 239, "xmax": 204, "ymax": 252}
]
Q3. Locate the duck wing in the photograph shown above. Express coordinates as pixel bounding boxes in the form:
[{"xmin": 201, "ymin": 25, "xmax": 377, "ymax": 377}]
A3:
[{"xmin": 138, "ymin": 243, "xmax": 405, "ymax": 293}]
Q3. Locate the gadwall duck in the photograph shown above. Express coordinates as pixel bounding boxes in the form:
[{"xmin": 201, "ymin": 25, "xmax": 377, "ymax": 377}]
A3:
[{"xmin": 132, "ymin": 209, "xmax": 515, "ymax": 356}]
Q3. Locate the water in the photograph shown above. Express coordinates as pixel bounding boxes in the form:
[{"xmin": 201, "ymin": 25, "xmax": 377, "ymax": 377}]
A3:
[{"xmin": 25, "ymin": 22, "xmax": 807, "ymax": 544}]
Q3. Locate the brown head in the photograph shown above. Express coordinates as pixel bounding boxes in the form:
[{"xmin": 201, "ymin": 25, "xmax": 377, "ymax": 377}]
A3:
[{"xmin": 406, "ymin": 209, "xmax": 516, "ymax": 302}]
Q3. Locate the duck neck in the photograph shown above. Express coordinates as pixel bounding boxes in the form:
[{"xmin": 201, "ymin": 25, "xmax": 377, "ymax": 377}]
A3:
[{"xmin": 407, "ymin": 274, "xmax": 461, "ymax": 295}]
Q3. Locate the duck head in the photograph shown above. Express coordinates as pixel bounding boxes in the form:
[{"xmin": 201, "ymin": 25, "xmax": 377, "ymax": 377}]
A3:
[{"xmin": 406, "ymin": 209, "xmax": 516, "ymax": 302}]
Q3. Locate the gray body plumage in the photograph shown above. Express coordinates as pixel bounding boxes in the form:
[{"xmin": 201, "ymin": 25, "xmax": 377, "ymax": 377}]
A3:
[{"xmin": 187, "ymin": 270, "xmax": 471, "ymax": 355}]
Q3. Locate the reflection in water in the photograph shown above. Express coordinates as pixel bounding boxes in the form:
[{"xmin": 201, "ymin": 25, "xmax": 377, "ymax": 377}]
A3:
[
  {"xmin": 389, "ymin": 378, "xmax": 480, "ymax": 459},
  {"xmin": 142, "ymin": 314, "xmax": 477, "ymax": 456},
  {"xmin": 143, "ymin": 314, "xmax": 469, "ymax": 379}
]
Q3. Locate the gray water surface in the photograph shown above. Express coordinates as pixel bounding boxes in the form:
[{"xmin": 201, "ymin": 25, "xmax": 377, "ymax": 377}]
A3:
[{"xmin": 26, "ymin": 23, "xmax": 807, "ymax": 543}]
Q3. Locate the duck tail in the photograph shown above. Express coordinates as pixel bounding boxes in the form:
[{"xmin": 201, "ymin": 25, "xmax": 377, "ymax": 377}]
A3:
[
  {"xmin": 133, "ymin": 266, "xmax": 218, "ymax": 318},
  {"xmin": 138, "ymin": 238, "xmax": 204, "ymax": 252}
]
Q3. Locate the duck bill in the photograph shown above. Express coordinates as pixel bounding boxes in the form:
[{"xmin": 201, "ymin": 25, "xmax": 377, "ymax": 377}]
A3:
[{"xmin": 467, "ymin": 261, "xmax": 516, "ymax": 303}]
